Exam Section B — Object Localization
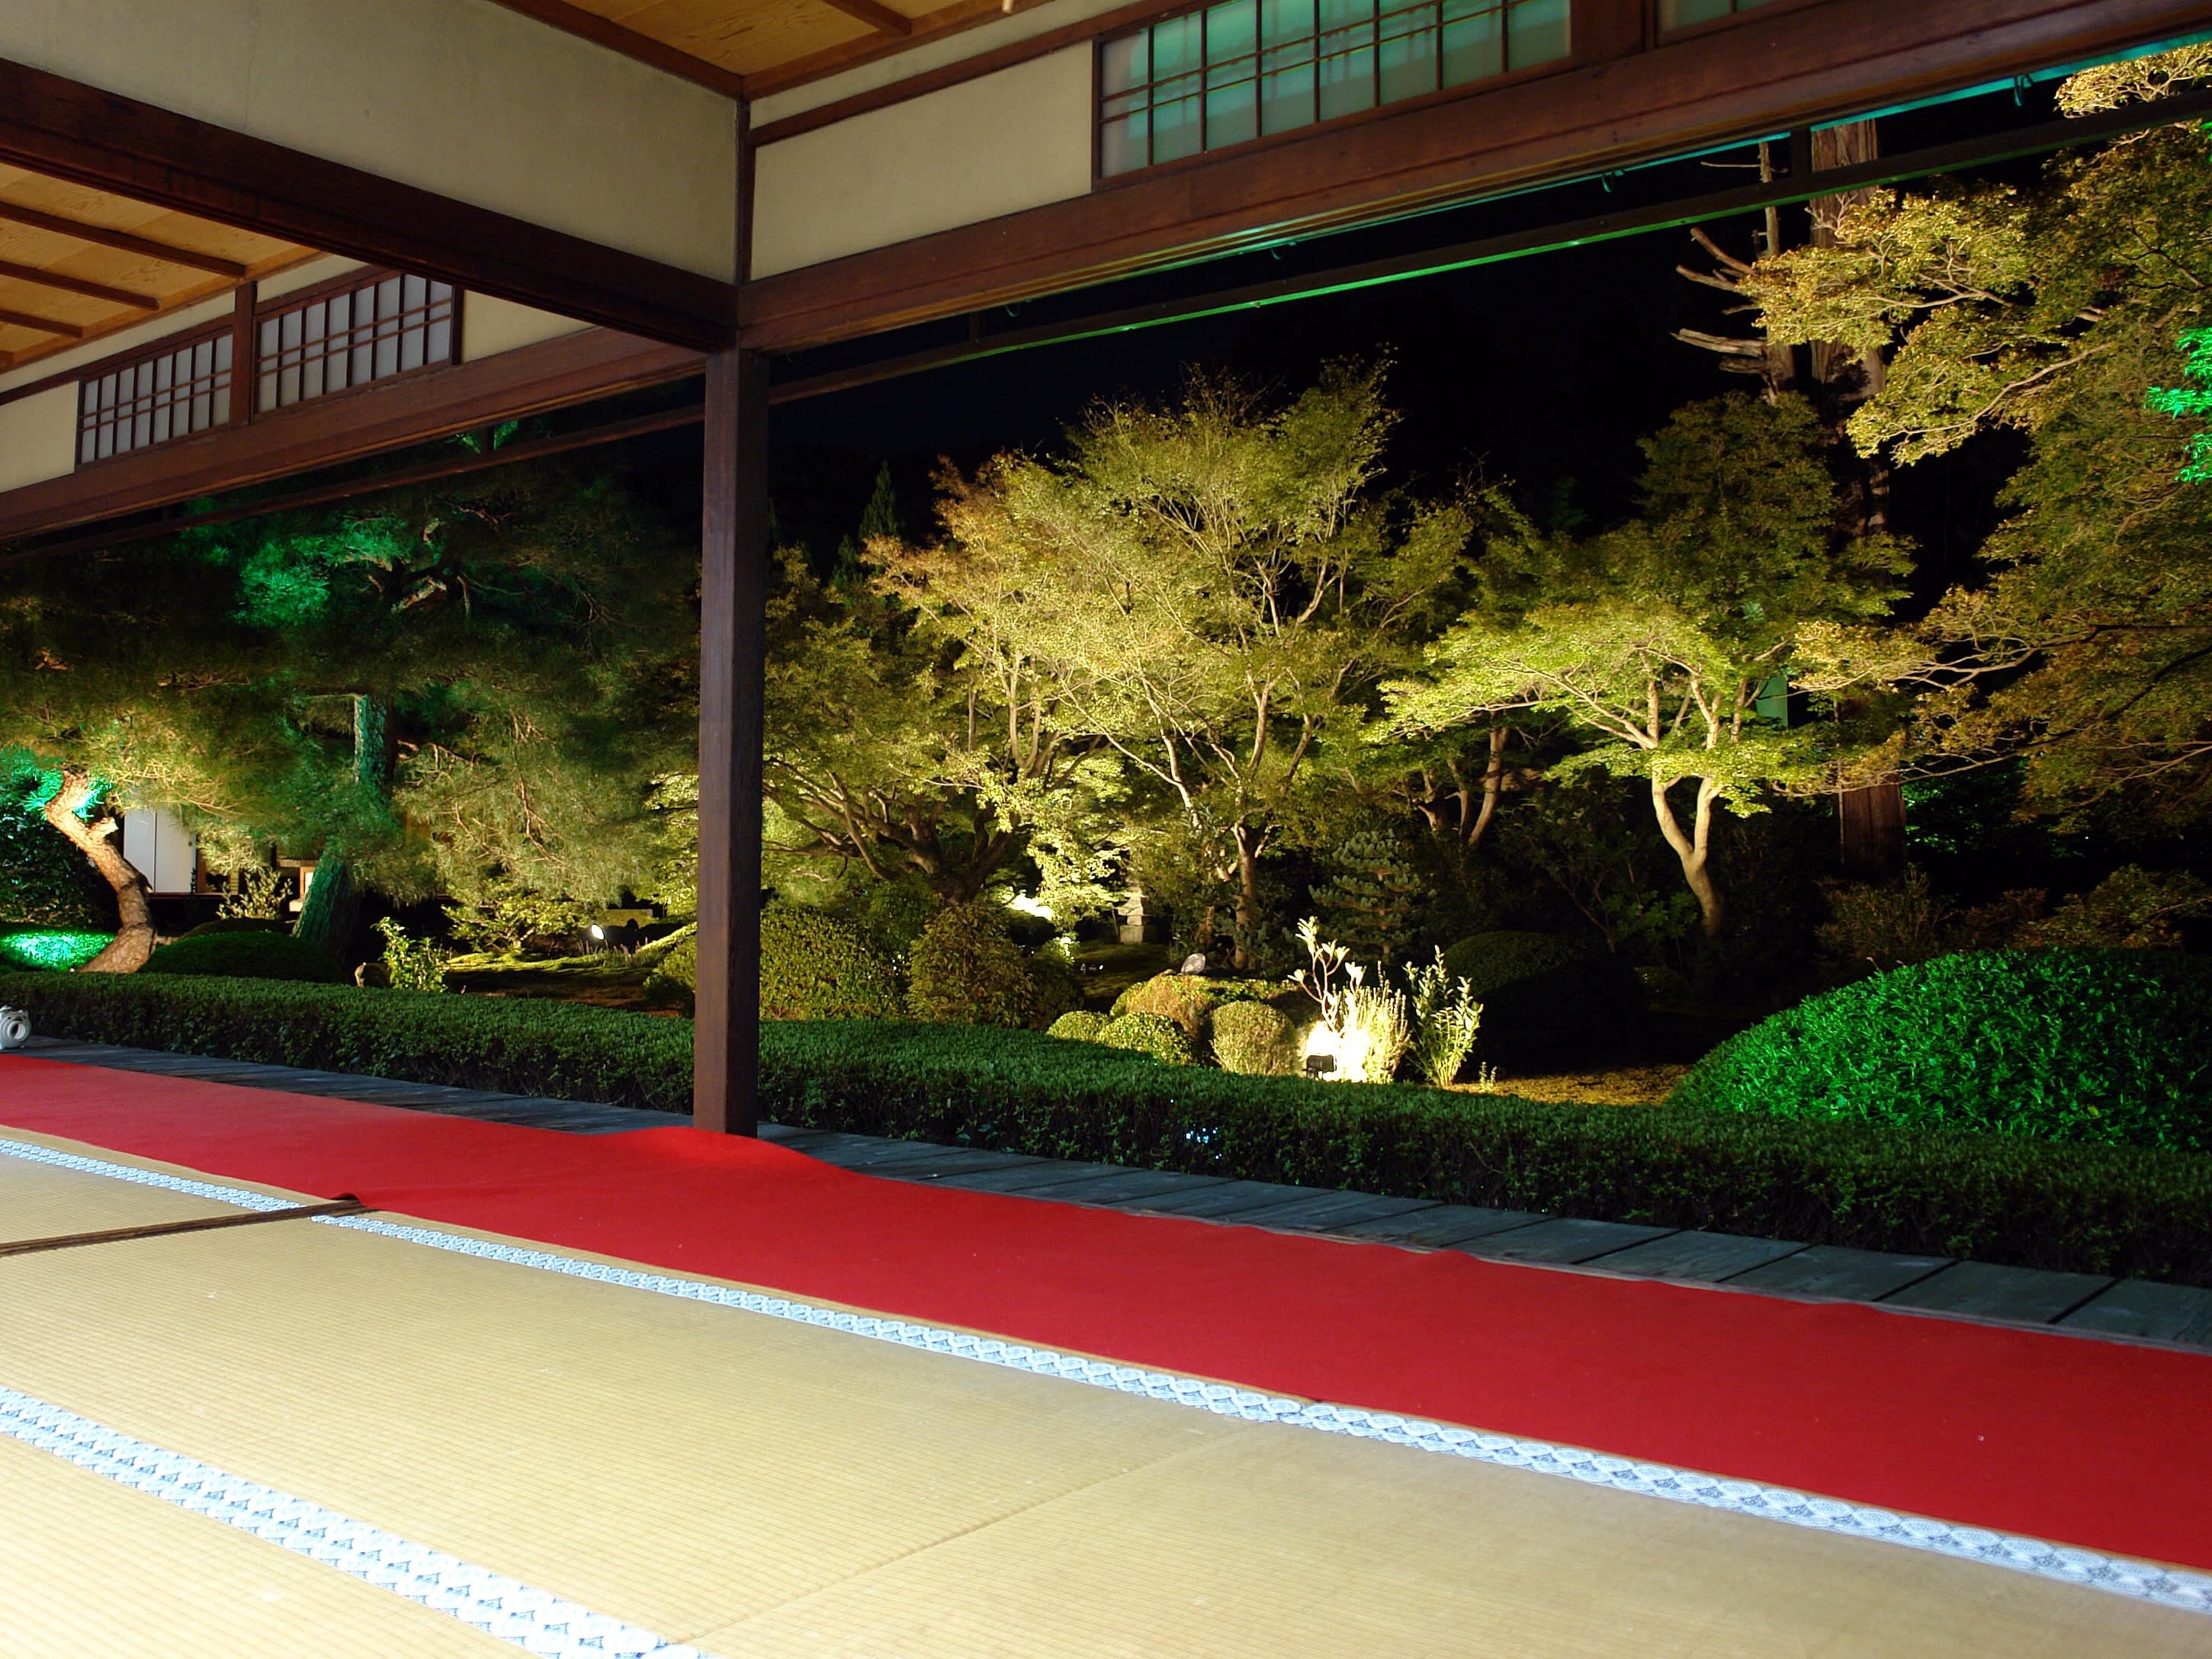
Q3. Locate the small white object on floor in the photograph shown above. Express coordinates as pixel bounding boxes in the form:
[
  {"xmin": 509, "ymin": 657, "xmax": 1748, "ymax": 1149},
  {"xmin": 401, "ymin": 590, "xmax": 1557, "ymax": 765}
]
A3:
[
  {"xmin": 0, "ymin": 1007, "xmax": 29, "ymax": 1050},
  {"xmin": 1178, "ymin": 953, "xmax": 1206, "ymax": 975}
]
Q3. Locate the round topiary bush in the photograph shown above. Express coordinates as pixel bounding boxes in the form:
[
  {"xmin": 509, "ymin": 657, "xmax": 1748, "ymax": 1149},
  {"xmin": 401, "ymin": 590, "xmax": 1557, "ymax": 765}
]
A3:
[
  {"xmin": 181, "ymin": 918, "xmax": 292, "ymax": 939},
  {"xmin": 1209, "ymin": 1000, "xmax": 1299, "ymax": 1076},
  {"xmin": 1097, "ymin": 1010, "xmax": 1195, "ymax": 1066},
  {"xmin": 644, "ymin": 906, "xmax": 902, "ymax": 1019},
  {"xmin": 1437, "ymin": 930, "xmax": 1642, "ymax": 1065},
  {"xmin": 1669, "ymin": 949, "xmax": 2212, "ymax": 1153},
  {"xmin": 1111, "ymin": 971, "xmax": 1285, "ymax": 1033},
  {"xmin": 906, "ymin": 900, "xmax": 1064, "ymax": 1028},
  {"xmin": 1046, "ymin": 1009, "xmax": 1112, "ymax": 1042},
  {"xmin": 142, "ymin": 930, "xmax": 348, "ymax": 984}
]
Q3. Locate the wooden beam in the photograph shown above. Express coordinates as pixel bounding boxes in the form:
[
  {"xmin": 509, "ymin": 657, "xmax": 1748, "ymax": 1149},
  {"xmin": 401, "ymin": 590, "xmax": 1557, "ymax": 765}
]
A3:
[
  {"xmin": 0, "ymin": 403, "xmax": 705, "ymax": 573},
  {"xmin": 814, "ymin": 0, "xmax": 917, "ymax": 36},
  {"xmin": 0, "ymin": 255, "xmax": 159, "ymax": 310},
  {"xmin": 0, "ymin": 200, "xmax": 249, "ymax": 277},
  {"xmin": 0, "ymin": 302, "xmax": 84, "ymax": 338},
  {"xmin": 0, "ymin": 56, "xmax": 737, "ymax": 351},
  {"xmin": 693, "ymin": 347, "xmax": 769, "ymax": 1137},
  {"xmin": 747, "ymin": 0, "xmax": 1051, "ymax": 98},
  {"xmin": 767, "ymin": 81, "xmax": 2212, "ymax": 402},
  {"xmin": 0, "ymin": 326, "xmax": 701, "ymax": 543},
  {"xmin": 483, "ymin": 0, "xmax": 750, "ymax": 98},
  {"xmin": 742, "ymin": 0, "xmax": 2212, "ymax": 351}
]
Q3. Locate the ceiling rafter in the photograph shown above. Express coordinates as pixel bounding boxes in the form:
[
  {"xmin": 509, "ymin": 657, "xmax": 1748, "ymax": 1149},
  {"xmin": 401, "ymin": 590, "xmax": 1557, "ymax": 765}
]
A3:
[
  {"xmin": 0, "ymin": 201, "xmax": 248, "ymax": 278},
  {"xmin": 0, "ymin": 255, "xmax": 157, "ymax": 310},
  {"xmin": 0, "ymin": 302, "xmax": 85, "ymax": 339},
  {"xmin": 813, "ymin": 0, "xmax": 916, "ymax": 35}
]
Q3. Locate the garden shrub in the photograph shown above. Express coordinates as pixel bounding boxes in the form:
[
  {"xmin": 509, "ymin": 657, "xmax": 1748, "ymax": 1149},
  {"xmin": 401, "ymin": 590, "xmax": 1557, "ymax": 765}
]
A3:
[
  {"xmin": 1097, "ymin": 1010, "xmax": 1194, "ymax": 1066},
  {"xmin": 1110, "ymin": 971, "xmax": 1283, "ymax": 1032},
  {"xmin": 1047, "ymin": 1009, "xmax": 1111, "ymax": 1042},
  {"xmin": 905, "ymin": 900, "xmax": 1066, "ymax": 1028},
  {"xmin": 0, "ymin": 765, "xmax": 111, "ymax": 930},
  {"xmin": 141, "ymin": 930, "xmax": 347, "ymax": 984},
  {"xmin": 8, "ymin": 967, "xmax": 2211, "ymax": 1287},
  {"xmin": 374, "ymin": 918, "xmax": 451, "ymax": 993},
  {"xmin": 1671, "ymin": 949, "xmax": 2212, "ymax": 1154},
  {"xmin": 182, "ymin": 918, "xmax": 291, "ymax": 939},
  {"xmin": 1437, "ymin": 930, "xmax": 1642, "ymax": 1064},
  {"xmin": 1210, "ymin": 1000, "xmax": 1299, "ymax": 1076},
  {"xmin": 645, "ymin": 905, "xmax": 904, "ymax": 1020}
]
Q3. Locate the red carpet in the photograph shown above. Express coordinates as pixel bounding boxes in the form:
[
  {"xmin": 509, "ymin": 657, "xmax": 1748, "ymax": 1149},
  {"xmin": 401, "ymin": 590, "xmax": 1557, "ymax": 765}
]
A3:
[{"xmin": 5, "ymin": 1052, "xmax": 2210, "ymax": 1572}]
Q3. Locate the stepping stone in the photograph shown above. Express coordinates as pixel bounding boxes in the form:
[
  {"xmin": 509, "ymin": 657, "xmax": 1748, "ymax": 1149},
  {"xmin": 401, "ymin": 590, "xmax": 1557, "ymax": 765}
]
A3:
[
  {"xmin": 801, "ymin": 1136, "xmax": 955, "ymax": 1170},
  {"xmin": 1334, "ymin": 1205, "xmax": 1550, "ymax": 1248},
  {"xmin": 1122, "ymin": 1179, "xmax": 1334, "ymax": 1219},
  {"xmin": 1581, "ymin": 1230, "xmax": 1806, "ymax": 1283},
  {"xmin": 929, "ymin": 1161, "xmax": 1136, "ymax": 1194},
  {"xmin": 1028, "ymin": 1169, "xmax": 1229, "ymax": 1205},
  {"xmin": 1882, "ymin": 1260, "xmax": 2114, "ymax": 1324},
  {"xmin": 1218, "ymin": 1192, "xmax": 1438, "ymax": 1234},
  {"xmin": 876, "ymin": 1148, "xmax": 1050, "ymax": 1180},
  {"xmin": 2058, "ymin": 1279, "xmax": 2212, "ymax": 1348},
  {"xmin": 1724, "ymin": 1244, "xmax": 1952, "ymax": 1302},
  {"xmin": 1456, "ymin": 1217, "xmax": 1677, "ymax": 1265}
]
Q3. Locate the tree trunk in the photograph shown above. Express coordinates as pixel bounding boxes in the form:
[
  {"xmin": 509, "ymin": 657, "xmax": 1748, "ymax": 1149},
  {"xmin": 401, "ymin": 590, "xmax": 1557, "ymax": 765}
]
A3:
[
  {"xmin": 293, "ymin": 854, "xmax": 358, "ymax": 959},
  {"xmin": 1466, "ymin": 725, "xmax": 1508, "ymax": 848},
  {"xmin": 295, "ymin": 693, "xmax": 388, "ymax": 963},
  {"xmin": 40, "ymin": 772, "xmax": 154, "ymax": 973},
  {"xmin": 1651, "ymin": 774, "xmax": 1725, "ymax": 941},
  {"xmin": 1231, "ymin": 826, "xmax": 1263, "ymax": 971}
]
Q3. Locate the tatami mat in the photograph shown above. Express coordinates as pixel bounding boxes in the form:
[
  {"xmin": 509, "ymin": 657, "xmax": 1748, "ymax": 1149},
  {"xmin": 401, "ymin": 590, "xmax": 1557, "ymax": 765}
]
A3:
[
  {"xmin": 1, "ymin": 1131, "xmax": 2205, "ymax": 1657},
  {"xmin": 0, "ymin": 1144, "xmax": 259, "ymax": 1245},
  {"xmin": 0, "ymin": 1432, "xmax": 513, "ymax": 1658}
]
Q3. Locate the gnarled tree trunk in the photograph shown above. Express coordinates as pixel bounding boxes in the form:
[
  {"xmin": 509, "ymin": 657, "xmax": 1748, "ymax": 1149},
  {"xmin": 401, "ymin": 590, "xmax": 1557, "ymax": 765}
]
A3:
[
  {"xmin": 296, "ymin": 693, "xmax": 387, "ymax": 962},
  {"xmin": 40, "ymin": 770, "xmax": 153, "ymax": 973}
]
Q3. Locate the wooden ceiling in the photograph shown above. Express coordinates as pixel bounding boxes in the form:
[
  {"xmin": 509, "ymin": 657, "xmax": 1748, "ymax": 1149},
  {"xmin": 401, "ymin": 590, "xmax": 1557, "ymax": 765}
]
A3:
[
  {"xmin": 0, "ymin": 165, "xmax": 317, "ymax": 373},
  {"xmin": 493, "ymin": 0, "xmax": 1042, "ymax": 100}
]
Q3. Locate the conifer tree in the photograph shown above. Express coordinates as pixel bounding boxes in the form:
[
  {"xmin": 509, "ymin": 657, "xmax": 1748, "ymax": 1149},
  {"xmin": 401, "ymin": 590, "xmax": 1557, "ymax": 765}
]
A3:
[{"xmin": 1313, "ymin": 828, "xmax": 1430, "ymax": 966}]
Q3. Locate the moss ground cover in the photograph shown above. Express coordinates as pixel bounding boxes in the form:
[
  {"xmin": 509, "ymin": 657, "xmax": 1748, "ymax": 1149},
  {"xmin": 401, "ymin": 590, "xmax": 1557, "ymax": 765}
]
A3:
[
  {"xmin": 0, "ymin": 929, "xmax": 114, "ymax": 972},
  {"xmin": 1671, "ymin": 950, "xmax": 2212, "ymax": 1153},
  {"xmin": 6, "ymin": 969, "xmax": 2210, "ymax": 1286}
]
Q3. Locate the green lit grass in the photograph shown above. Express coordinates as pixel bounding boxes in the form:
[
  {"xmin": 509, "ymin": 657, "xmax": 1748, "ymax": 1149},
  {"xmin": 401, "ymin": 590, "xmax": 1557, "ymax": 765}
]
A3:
[{"xmin": 0, "ymin": 928, "xmax": 112, "ymax": 971}]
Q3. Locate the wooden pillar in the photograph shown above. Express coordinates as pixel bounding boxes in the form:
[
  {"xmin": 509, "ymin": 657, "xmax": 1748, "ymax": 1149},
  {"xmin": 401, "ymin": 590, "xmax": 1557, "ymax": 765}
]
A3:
[{"xmin": 694, "ymin": 347, "xmax": 769, "ymax": 1134}]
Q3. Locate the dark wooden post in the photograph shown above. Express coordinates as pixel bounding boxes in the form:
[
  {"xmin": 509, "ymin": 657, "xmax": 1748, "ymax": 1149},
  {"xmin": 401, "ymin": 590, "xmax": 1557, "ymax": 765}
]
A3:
[{"xmin": 694, "ymin": 347, "xmax": 769, "ymax": 1134}]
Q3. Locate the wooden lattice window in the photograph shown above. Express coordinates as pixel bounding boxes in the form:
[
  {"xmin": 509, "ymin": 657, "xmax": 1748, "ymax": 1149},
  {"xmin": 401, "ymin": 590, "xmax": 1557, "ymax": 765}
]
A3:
[
  {"xmin": 1098, "ymin": 0, "xmax": 1568, "ymax": 178},
  {"xmin": 76, "ymin": 329, "xmax": 233, "ymax": 465},
  {"xmin": 256, "ymin": 270, "xmax": 455, "ymax": 414}
]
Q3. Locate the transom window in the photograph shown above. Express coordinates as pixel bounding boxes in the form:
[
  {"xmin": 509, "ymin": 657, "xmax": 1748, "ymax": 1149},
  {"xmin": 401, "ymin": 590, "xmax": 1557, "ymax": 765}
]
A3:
[
  {"xmin": 256, "ymin": 271, "xmax": 455, "ymax": 415},
  {"xmin": 1656, "ymin": 0, "xmax": 1786, "ymax": 30},
  {"xmin": 77, "ymin": 329, "xmax": 233, "ymax": 464},
  {"xmin": 1099, "ymin": 0, "xmax": 1569, "ymax": 178}
]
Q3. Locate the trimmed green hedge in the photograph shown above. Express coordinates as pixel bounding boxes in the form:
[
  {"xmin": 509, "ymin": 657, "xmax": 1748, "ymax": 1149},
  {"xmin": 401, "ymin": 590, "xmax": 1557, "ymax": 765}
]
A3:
[
  {"xmin": 143, "ymin": 930, "xmax": 347, "ymax": 984},
  {"xmin": 5, "ymin": 970, "xmax": 2210, "ymax": 1285},
  {"xmin": 1672, "ymin": 949, "xmax": 2212, "ymax": 1154}
]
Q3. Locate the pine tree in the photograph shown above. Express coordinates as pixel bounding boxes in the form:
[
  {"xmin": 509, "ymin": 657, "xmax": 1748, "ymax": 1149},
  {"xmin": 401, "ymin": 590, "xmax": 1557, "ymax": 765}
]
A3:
[{"xmin": 1313, "ymin": 830, "xmax": 1430, "ymax": 967}]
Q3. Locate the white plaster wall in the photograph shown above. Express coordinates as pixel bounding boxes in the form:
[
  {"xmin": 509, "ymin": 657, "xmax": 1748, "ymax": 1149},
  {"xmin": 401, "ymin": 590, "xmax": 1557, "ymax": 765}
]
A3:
[
  {"xmin": 121, "ymin": 807, "xmax": 198, "ymax": 895},
  {"xmin": 256, "ymin": 255, "xmax": 365, "ymax": 302},
  {"xmin": 0, "ymin": 0, "xmax": 738, "ymax": 281},
  {"xmin": 752, "ymin": 47, "xmax": 1093, "ymax": 277},
  {"xmin": 462, "ymin": 294, "xmax": 592, "ymax": 361},
  {"xmin": 0, "ymin": 383, "xmax": 84, "ymax": 492},
  {"xmin": 752, "ymin": 0, "xmax": 1128, "ymax": 124}
]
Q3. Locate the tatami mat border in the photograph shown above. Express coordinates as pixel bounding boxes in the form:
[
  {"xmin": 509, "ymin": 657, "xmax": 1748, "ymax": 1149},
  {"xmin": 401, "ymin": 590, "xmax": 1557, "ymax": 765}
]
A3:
[
  {"xmin": 0, "ymin": 1383, "xmax": 699, "ymax": 1656},
  {"xmin": 7, "ymin": 1133, "xmax": 2211, "ymax": 1619}
]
